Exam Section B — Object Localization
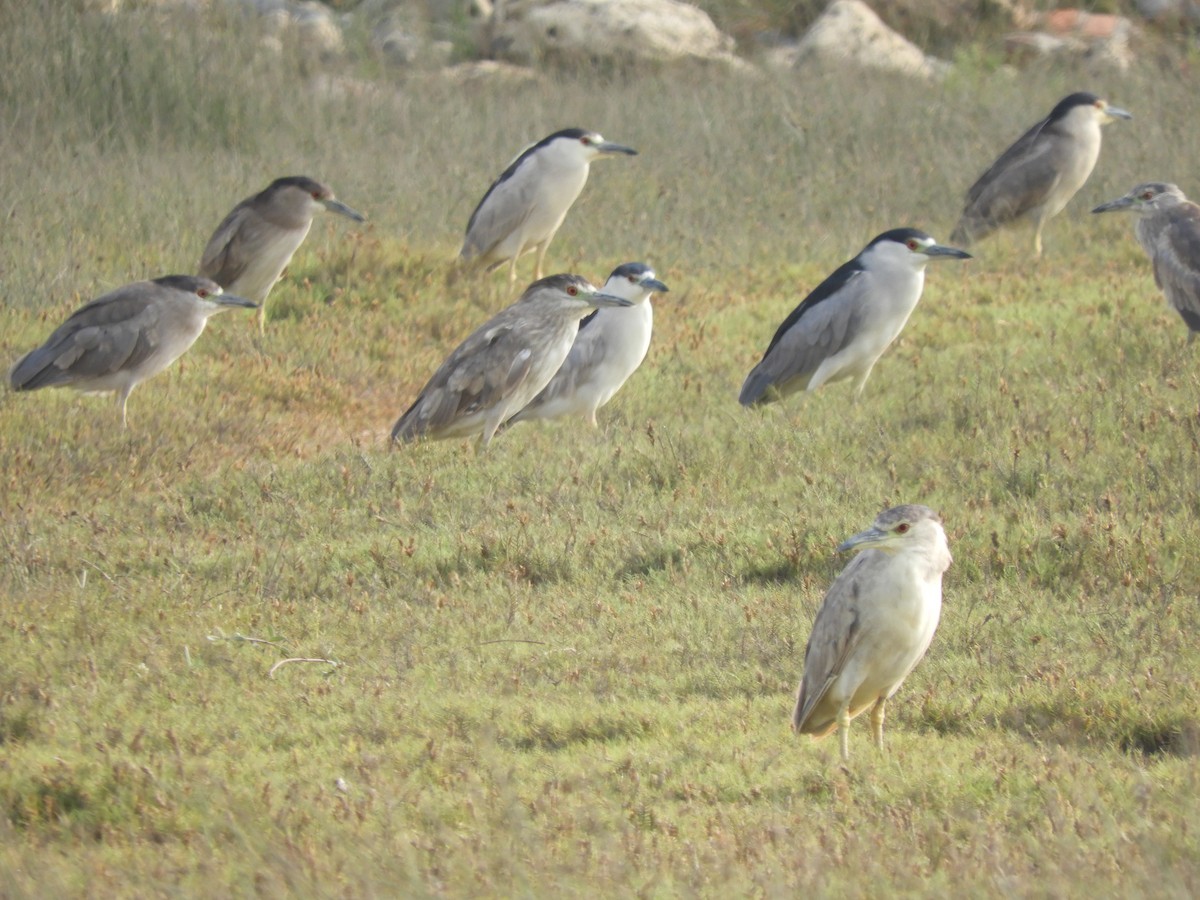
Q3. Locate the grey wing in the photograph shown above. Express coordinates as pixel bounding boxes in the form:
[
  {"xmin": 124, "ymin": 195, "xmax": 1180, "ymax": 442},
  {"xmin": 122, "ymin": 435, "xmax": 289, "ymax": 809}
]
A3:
[
  {"xmin": 1153, "ymin": 206, "xmax": 1200, "ymax": 324},
  {"xmin": 792, "ymin": 553, "xmax": 870, "ymax": 734},
  {"xmin": 519, "ymin": 322, "xmax": 604, "ymax": 412},
  {"xmin": 460, "ymin": 162, "xmax": 538, "ymax": 262},
  {"xmin": 739, "ymin": 272, "xmax": 865, "ymax": 404},
  {"xmin": 10, "ymin": 293, "xmax": 161, "ymax": 389},
  {"xmin": 392, "ymin": 318, "xmax": 534, "ymax": 440},
  {"xmin": 955, "ymin": 120, "xmax": 1062, "ymax": 235},
  {"xmin": 198, "ymin": 203, "xmax": 255, "ymax": 288}
]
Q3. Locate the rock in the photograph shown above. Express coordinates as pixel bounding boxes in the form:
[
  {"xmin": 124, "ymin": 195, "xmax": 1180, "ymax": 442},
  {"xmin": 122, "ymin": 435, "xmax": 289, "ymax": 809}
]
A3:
[
  {"xmin": 488, "ymin": 0, "xmax": 744, "ymax": 69},
  {"xmin": 784, "ymin": 0, "xmax": 949, "ymax": 80},
  {"xmin": 292, "ymin": 1, "xmax": 344, "ymax": 58},
  {"xmin": 1005, "ymin": 8, "xmax": 1135, "ymax": 71},
  {"xmin": 370, "ymin": 11, "xmax": 456, "ymax": 68},
  {"xmin": 868, "ymin": 0, "xmax": 1028, "ymax": 55},
  {"xmin": 435, "ymin": 59, "xmax": 542, "ymax": 86},
  {"xmin": 308, "ymin": 73, "xmax": 390, "ymax": 103},
  {"xmin": 1131, "ymin": 0, "xmax": 1200, "ymax": 26}
]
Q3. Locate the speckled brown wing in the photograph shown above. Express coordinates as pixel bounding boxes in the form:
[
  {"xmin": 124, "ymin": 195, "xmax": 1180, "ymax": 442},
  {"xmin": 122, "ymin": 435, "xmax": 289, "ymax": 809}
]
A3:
[
  {"xmin": 1151, "ymin": 202, "xmax": 1200, "ymax": 330},
  {"xmin": 391, "ymin": 311, "xmax": 535, "ymax": 441},
  {"xmin": 792, "ymin": 553, "xmax": 871, "ymax": 736}
]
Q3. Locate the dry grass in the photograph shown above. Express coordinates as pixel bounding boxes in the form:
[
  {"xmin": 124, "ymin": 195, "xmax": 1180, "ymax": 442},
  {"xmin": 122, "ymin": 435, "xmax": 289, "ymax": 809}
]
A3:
[{"xmin": 2, "ymin": 4, "xmax": 1200, "ymax": 896}]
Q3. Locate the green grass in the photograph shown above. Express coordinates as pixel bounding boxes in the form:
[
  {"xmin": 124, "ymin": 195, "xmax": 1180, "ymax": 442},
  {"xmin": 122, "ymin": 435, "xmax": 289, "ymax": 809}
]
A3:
[{"xmin": 2, "ymin": 4, "xmax": 1200, "ymax": 896}]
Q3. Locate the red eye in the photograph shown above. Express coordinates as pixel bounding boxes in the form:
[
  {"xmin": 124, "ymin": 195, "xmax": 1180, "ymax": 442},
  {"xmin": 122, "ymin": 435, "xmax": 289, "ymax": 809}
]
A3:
[
  {"xmin": 580, "ymin": 138, "xmax": 591, "ymax": 146},
  {"xmin": 567, "ymin": 286, "xmax": 578, "ymax": 296},
  {"xmin": 1142, "ymin": 191, "xmax": 1153, "ymax": 200},
  {"xmin": 907, "ymin": 239, "xmax": 919, "ymax": 250},
  {"xmin": 197, "ymin": 289, "xmax": 210, "ymax": 298},
  {"xmin": 896, "ymin": 523, "xmax": 910, "ymax": 534}
]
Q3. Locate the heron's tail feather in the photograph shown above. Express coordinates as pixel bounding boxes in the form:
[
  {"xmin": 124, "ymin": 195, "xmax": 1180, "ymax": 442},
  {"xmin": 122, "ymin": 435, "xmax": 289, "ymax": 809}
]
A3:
[
  {"xmin": 738, "ymin": 365, "xmax": 775, "ymax": 407},
  {"xmin": 9, "ymin": 348, "xmax": 68, "ymax": 392},
  {"xmin": 949, "ymin": 217, "xmax": 984, "ymax": 248}
]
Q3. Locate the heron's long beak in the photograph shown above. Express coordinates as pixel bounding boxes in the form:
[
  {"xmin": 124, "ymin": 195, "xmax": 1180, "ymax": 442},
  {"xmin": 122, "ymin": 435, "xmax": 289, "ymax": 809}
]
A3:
[
  {"xmin": 590, "ymin": 292, "xmax": 635, "ymax": 309},
  {"xmin": 1092, "ymin": 195, "xmax": 1135, "ymax": 214},
  {"xmin": 641, "ymin": 277, "xmax": 670, "ymax": 293},
  {"xmin": 1103, "ymin": 105, "xmax": 1133, "ymax": 122},
  {"xmin": 837, "ymin": 526, "xmax": 889, "ymax": 553},
  {"xmin": 322, "ymin": 198, "xmax": 366, "ymax": 222},
  {"xmin": 924, "ymin": 244, "xmax": 972, "ymax": 261},
  {"xmin": 597, "ymin": 141, "xmax": 638, "ymax": 157},
  {"xmin": 215, "ymin": 293, "xmax": 259, "ymax": 310}
]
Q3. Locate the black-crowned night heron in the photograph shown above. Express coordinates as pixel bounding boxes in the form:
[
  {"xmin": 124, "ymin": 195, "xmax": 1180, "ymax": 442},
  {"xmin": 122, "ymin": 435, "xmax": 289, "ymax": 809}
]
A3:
[
  {"xmin": 951, "ymin": 92, "xmax": 1131, "ymax": 257},
  {"xmin": 738, "ymin": 229, "xmax": 969, "ymax": 407},
  {"xmin": 458, "ymin": 129, "xmax": 637, "ymax": 285},
  {"xmin": 199, "ymin": 175, "xmax": 364, "ymax": 333},
  {"xmin": 1093, "ymin": 182, "xmax": 1200, "ymax": 342},
  {"xmin": 390, "ymin": 274, "xmax": 633, "ymax": 448},
  {"xmin": 8, "ymin": 275, "xmax": 256, "ymax": 427},
  {"xmin": 793, "ymin": 504, "xmax": 952, "ymax": 762},
  {"xmin": 505, "ymin": 262, "xmax": 669, "ymax": 428}
]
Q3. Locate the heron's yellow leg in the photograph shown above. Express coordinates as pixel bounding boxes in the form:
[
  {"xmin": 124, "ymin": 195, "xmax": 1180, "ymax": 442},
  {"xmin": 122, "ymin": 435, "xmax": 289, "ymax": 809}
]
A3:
[
  {"xmin": 838, "ymin": 704, "xmax": 851, "ymax": 762},
  {"xmin": 871, "ymin": 697, "xmax": 887, "ymax": 753}
]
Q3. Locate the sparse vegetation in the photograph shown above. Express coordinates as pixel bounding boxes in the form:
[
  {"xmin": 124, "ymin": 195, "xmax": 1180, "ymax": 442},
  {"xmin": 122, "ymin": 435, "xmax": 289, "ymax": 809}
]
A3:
[{"xmin": 2, "ymin": 3, "xmax": 1199, "ymax": 896}]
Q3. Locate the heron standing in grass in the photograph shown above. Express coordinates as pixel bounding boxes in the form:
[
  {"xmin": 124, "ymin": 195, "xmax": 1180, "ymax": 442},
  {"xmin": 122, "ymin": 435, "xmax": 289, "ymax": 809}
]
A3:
[
  {"xmin": 739, "ymin": 229, "xmax": 969, "ymax": 407},
  {"xmin": 390, "ymin": 274, "xmax": 633, "ymax": 449},
  {"xmin": 1093, "ymin": 182, "xmax": 1200, "ymax": 342},
  {"xmin": 458, "ymin": 129, "xmax": 638, "ymax": 285},
  {"xmin": 951, "ymin": 92, "xmax": 1131, "ymax": 257},
  {"xmin": 505, "ymin": 262, "xmax": 668, "ymax": 428},
  {"xmin": 8, "ymin": 276, "xmax": 257, "ymax": 427},
  {"xmin": 199, "ymin": 175, "xmax": 364, "ymax": 334},
  {"xmin": 793, "ymin": 504, "xmax": 952, "ymax": 763}
]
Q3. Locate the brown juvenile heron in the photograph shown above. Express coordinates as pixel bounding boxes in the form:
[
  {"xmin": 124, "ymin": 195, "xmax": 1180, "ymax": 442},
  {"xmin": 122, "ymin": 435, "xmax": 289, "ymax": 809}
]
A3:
[
  {"xmin": 951, "ymin": 92, "xmax": 1131, "ymax": 257},
  {"xmin": 390, "ymin": 274, "xmax": 632, "ymax": 449},
  {"xmin": 793, "ymin": 505, "xmax": 952, "ymax": 762},
  {"xmin": 199, "ymin": 175, "xmax": 364, "ymax": 333},
  {"xmin": 9, "ymin": 276, "xmax": 257, "ymax": 426},
  {"xmin": 1093, "ymin": 182, "xmax": 1200, "ymax": 342}
]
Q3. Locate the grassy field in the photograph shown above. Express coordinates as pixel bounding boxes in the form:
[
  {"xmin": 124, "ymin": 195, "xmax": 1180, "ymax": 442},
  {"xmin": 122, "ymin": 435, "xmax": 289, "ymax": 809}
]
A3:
[{"xmin": 2, "ymin": 4, "xmax": 1200, "ymax": 896}]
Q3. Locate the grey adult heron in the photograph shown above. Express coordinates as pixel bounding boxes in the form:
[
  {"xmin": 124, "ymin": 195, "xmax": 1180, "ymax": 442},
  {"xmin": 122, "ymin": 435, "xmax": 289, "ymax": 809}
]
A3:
[
  {"xmin": 505, "ymin": 262, "xmax": 668, "ymax": 428},
  {"xmin": 199, "ymin": 175, "xmax": 364, "ymax": 333},
  {"xmin": 793, "ymin": 504, "xmax": 952, "ymax": 762},
  {"xmin": 8, "ymin": 276, "xmax": 256, "ymax": 426},
  {"xmin": 458, "ymin": 129, "xmax": 637, "ymax": 285},
  {"xmin": 951, "ymin": 92, "xmax": 1131, "ymax": 257},
  {"xmin": 738, "ymin": 229, "xmax": 969, "ymax": 407},
  {"xmin": 390, "ymin": 274, "xmax": 633, "ymax": 448},
  {"xmin": 1093, "ymin": 182, "xmax": 1200, "ymax": 341}
]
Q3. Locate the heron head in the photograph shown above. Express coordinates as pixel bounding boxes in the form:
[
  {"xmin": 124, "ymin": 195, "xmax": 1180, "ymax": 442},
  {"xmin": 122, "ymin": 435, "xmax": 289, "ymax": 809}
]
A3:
[
  {"xmin": 157, "ymin": 276, "xmax": 258, "ymax": 311},
  {"xmin": 545, "ymin": 129, "xmax": 637, "ymax": 164},
  {"xmin": 1092, "ymin": 182, "xmax": 1186, "ymax": 217},
  {"xmin": 602, "ymin": 263, "xmax": 669, "ymax": 303},
  {"xmin": 1052, "ymin": 93, "xmax": 1131, "ymax": 127},
  {"xmin": 867, "ymin": 229, "xmax": 972, "ymax": 271},
  {"xmin": 520, "ymin": 273, "xmax": 634, "ymax": 312},
  {"xmin": 267, "ymin": 176, "xmax": 365, "ymax": 223},
  {"xmin": 838, "ymin": 505, "xmax": 947, "ymax": 556}
]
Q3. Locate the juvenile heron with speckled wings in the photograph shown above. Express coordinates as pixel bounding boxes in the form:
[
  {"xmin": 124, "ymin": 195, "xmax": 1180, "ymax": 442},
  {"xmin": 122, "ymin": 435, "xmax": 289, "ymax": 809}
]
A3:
[{"xmin": 793, "ymin": 505, "xmax": 952, "ymax": 762}]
